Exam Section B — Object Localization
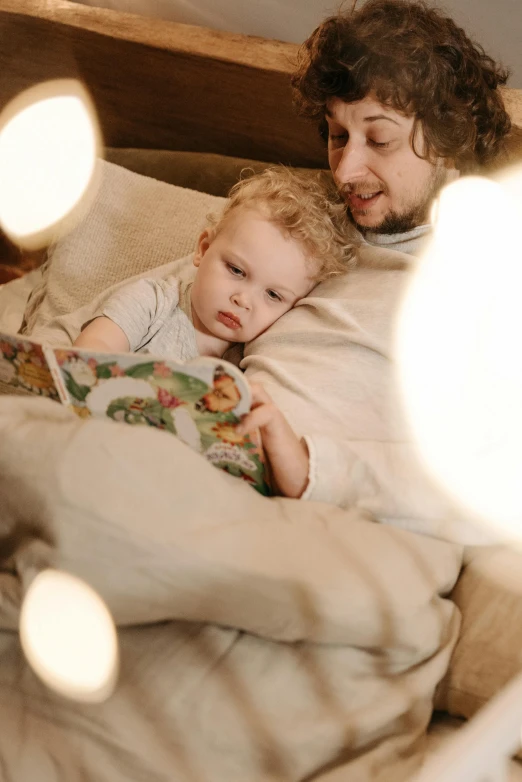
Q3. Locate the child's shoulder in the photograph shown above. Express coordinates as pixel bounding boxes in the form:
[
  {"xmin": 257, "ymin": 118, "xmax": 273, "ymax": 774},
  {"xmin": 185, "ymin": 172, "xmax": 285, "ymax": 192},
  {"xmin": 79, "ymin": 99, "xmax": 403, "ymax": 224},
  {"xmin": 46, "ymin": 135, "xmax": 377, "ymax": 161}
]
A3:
[
  {"xmin": 111, "ymin": 274, "xmax": 183, "ymax": 315},
  {"xmin": 149, "ymin": 273, "xmax": 181, "ymax": 293},
  {"xmin": 122, "ymin": 273, "xmax": 181, "ymax": 296},
  {"xmin": 156, "ymin": 275, "xmax": 184, "ymax": 309}
]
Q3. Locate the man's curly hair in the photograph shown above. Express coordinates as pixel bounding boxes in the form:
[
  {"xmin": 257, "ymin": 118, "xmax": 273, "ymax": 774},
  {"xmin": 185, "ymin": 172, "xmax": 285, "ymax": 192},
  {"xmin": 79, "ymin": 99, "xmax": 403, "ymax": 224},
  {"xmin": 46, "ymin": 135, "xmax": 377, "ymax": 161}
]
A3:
[{"xmin": 291, "ymin": 0, "xmax": 511, "ymax": 172}]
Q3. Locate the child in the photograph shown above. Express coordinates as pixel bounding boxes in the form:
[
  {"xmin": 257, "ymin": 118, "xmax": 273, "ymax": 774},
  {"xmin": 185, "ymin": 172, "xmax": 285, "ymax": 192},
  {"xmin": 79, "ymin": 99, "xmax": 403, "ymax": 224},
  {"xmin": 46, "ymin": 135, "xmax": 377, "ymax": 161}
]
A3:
[
  {"xmin": 74, "ymin": 166, "xmax": 353, "ymax": 359},
  {"xmin": 74, "ymin": 166, "xmax": 355, "ymax": 498}
]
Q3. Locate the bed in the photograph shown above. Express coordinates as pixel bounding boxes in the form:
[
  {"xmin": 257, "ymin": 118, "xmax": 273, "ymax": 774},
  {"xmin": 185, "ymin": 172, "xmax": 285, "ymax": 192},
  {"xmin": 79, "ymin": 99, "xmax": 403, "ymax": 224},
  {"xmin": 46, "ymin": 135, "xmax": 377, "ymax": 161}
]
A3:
[{"xmin": 1, "ymin": 1, "xmax": 522, "ymax": 780}]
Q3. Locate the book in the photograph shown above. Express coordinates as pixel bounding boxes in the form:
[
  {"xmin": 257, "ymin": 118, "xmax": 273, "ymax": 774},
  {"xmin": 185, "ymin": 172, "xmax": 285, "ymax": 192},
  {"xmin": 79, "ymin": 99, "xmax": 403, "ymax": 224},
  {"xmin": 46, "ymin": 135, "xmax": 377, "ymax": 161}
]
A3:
[{"xmin": 0, "ymin": 332, "xmax": 270, "ymax": 495}]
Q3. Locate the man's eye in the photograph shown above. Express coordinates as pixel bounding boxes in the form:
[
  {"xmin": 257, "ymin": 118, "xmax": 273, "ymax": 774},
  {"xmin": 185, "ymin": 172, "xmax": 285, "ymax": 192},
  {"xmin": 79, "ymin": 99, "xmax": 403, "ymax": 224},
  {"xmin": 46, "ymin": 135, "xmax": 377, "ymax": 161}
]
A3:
[
  {"xmin": 267, "ymin": 290, "xmax": 282, "ymax": 302},
  {"xmin": 227, "ymin": 264, "xmax": 244, "ymax": 276},
  {"xmin": 329, "ymin": 132, "xmax": 348, "ymax": 144}
]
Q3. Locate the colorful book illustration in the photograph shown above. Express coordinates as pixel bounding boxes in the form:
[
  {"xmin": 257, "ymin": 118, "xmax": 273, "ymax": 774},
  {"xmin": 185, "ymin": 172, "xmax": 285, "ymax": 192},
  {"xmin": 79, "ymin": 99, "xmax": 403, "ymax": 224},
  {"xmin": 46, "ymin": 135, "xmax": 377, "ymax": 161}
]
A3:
[{"xmin": 0, "ymin": 332, "xmax": 270, "ymax": 495}]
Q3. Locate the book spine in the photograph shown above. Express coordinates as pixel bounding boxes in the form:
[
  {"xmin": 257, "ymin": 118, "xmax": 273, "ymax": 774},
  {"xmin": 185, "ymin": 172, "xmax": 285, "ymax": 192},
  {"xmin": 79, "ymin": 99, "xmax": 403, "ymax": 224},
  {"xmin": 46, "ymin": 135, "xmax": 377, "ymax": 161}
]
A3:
[{"xmin": 42, "ymin": 347, "xmax": 72, "ymax": 406}]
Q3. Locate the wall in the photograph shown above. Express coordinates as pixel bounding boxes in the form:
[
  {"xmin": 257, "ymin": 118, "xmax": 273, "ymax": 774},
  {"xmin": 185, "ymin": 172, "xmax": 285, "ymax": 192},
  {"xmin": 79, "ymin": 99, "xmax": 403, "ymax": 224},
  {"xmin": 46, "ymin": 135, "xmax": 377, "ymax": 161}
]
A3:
[{"xmin": 76, "ymin": 0, "xmax": 522, "ymax": 87}]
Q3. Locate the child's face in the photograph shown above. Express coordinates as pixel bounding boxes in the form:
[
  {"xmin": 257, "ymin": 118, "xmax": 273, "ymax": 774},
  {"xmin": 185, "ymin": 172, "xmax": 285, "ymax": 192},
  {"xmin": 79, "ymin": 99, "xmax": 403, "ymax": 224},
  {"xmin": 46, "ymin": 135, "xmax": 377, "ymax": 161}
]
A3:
[{"xmin": 191, "ymin": 208, "xmax": 316, "ymax": 344}]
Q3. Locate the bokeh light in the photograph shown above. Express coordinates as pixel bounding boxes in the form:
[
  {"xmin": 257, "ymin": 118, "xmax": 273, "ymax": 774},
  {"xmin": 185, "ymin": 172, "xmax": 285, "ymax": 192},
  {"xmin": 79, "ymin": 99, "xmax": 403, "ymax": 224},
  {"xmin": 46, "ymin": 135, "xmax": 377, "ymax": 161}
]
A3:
[
  {"xmin": 0, "ymin": 79, "xmax": 101, "ymax": 249},
  {"xmin": 396, "ymin": 167, "xmax": 522, "ymax": 541},
  {"xmin": 20, "ymin": 569, "xmax": 119, "ymax": 703}
]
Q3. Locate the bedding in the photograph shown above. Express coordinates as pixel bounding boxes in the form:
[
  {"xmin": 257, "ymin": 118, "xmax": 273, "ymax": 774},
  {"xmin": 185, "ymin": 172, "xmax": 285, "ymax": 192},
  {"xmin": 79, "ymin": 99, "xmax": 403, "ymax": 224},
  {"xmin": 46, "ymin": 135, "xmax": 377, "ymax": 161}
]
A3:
[
  {"xmin": 436, "ymin": 545, "xmax": 522, "ymax": 723},
  {"xmin": 0, "ymin": 394, "xmax": 462, "ymax": 782}
]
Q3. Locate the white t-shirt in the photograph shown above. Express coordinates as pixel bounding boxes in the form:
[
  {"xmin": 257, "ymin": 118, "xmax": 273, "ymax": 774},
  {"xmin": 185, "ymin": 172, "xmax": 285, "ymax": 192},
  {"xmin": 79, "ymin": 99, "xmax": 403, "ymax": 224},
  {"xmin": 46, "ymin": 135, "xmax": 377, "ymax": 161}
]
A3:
[{"xmin": 90, "ymin": 275, "xmax": 199, "ymax": 361}]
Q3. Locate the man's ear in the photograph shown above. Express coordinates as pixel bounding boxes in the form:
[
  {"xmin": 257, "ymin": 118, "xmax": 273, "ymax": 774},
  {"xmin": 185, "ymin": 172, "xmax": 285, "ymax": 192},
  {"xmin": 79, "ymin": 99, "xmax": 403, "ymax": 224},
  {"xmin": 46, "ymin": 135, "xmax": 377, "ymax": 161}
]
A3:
[{"xmin": 193, "ymin": 229, "xmax": 212, "ymax": 267}]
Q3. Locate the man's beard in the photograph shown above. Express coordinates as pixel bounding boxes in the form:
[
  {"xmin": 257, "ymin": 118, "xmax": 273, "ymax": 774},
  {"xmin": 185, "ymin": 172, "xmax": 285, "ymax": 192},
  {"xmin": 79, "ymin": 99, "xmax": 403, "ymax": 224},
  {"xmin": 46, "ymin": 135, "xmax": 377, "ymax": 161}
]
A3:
[{"xmin": 343, "ymin": 163, "xmax": 449, "ymax": 236}]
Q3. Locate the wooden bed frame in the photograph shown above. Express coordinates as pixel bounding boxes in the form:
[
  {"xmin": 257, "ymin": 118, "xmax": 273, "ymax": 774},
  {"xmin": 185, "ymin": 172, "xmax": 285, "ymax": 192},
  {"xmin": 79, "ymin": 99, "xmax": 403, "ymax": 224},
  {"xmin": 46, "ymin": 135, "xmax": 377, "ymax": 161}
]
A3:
[{"xmin": 0, "ymin": 0, "xmax": 327, "ymax": 167}]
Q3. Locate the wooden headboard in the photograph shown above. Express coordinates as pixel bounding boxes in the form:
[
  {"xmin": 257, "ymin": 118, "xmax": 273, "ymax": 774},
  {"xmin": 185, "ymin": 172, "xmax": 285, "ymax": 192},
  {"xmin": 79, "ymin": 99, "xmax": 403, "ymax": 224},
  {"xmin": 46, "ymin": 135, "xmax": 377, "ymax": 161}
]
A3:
[{"xmin": 0, "ymin": 0, "xmax": 327, "ymax": 168}]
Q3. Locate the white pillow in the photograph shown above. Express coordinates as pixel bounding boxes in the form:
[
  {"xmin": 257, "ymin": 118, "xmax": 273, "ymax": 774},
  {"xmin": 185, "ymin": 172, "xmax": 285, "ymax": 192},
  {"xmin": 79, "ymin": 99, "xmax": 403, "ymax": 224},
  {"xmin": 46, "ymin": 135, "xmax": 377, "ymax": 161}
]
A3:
[
  {"xmin": 0, "ymin": 269, "xmax": 43, "ymax": 333},
  {"xmin": 23, "ymin": 159, "xmax": 226, "ymax": 334}
]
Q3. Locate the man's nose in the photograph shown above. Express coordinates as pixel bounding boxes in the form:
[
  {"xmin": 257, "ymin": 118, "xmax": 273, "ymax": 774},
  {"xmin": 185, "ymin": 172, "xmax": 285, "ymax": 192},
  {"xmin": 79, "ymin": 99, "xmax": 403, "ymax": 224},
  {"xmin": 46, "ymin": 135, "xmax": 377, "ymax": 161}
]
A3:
[{"xmin": 332, "ymin": 141, "xmax": 370, "ymax": 183}]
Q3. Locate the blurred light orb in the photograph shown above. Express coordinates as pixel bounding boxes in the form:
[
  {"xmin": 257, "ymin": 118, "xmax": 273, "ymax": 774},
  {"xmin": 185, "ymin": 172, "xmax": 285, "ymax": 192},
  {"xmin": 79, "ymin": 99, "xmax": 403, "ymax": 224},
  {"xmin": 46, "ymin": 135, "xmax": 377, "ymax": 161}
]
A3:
[
  {"xmin": 0, "ymin": 79, "xmax": 100, "ymax": 249},
  {"xmin": 396, "ymin": 167, "xmax": 522, "ymax": 540},
  {"xmin": 20, "ymin": 569, "xmax": 118, "ymax": 703}
]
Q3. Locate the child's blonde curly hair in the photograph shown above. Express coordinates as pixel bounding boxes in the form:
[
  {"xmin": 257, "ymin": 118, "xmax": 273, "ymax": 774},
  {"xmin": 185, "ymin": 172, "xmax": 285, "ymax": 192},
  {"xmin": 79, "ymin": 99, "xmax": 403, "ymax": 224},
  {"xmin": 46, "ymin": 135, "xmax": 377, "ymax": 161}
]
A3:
[{"xmin": 207, "ymin": 165, "xmax": 357, "ymax": 281}]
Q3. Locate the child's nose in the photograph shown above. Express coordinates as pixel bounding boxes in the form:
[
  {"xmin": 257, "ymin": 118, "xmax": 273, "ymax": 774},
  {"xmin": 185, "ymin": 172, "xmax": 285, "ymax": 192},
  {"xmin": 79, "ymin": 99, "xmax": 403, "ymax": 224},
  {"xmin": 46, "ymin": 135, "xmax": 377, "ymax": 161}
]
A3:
[{"xmin": 231, "ymin": 291, "xmax": 250, "ymax": 309}]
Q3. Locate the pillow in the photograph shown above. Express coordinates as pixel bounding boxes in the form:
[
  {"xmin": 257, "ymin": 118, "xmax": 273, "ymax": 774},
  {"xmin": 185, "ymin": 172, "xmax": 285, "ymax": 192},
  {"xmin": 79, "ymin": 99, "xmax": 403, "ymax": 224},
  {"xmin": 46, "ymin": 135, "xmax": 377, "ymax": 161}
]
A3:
[
  {"xmin": 105, "ymin": 148, "xmax": 283, "ymax": 197},
  {"xmin": 22, "ymin": 159, "xmax": 226, "ymax": 335},
  {"xmin": 0, "ymin": 269, "xmax": 43, "ymax": 333},
  {"xmin": 435, "ymin": 545, "xmax": 522, "ymax": 724}
]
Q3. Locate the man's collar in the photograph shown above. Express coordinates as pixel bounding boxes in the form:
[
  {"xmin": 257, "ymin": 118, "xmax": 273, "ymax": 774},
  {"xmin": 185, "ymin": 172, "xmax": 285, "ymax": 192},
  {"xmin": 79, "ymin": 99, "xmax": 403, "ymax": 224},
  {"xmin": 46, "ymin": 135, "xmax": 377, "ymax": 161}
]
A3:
[{"xmin": 359, "ymin": 224, "xmax": 432, "ymax": 257}]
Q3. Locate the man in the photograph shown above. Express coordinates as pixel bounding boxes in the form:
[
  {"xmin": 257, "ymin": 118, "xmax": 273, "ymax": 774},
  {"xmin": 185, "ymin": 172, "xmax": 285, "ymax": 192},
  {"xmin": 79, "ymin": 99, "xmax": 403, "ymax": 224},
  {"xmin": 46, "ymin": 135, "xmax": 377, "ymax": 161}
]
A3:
[
  {"xmin": 291, "ymin": 0, "xmax": 512, "ymax": 255},
  {"xmin": 241, "ymin": 0, "xmax": 516, "ymax": 507}
]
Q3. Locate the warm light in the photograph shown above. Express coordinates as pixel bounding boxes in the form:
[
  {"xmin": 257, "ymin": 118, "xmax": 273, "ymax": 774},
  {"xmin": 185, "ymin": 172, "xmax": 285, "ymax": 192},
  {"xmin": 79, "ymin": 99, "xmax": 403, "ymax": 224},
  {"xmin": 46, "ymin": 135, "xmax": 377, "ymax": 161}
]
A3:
[
  {"xmin": 396, "ymin": 167, "xmax": 522, "ymax": 540},
  {"xmin": 0, "ymin": 79, "xmax": 101, "ymax": 249},
  {"xmin": 20, "ymin": 569, "xmax": 118, "ymax": 702}
]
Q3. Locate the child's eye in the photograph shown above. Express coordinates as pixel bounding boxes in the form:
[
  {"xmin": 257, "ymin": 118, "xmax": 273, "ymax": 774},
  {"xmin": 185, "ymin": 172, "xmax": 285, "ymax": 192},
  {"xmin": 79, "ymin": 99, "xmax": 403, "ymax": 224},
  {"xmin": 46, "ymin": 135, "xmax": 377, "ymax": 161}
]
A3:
[
  {"xmin": 267, "ymin": 289, "xmax": 282, "ymax": 302},
  {"xmin": 369, "ymin": 139, "xmax": 391, "ymax": 149},
  {"xmin": 227, "ymin": 263, "xmax": 244, "ymax": 277}
]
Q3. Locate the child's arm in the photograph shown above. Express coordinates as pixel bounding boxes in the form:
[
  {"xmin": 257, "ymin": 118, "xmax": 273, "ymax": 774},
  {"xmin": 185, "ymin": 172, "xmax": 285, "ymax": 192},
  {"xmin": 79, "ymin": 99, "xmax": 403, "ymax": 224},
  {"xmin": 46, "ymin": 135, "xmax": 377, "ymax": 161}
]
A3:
[
  {"xmin": 236, "ymin": 383, "xmax": 309, "ymax": 498},
  {"xmin": 73, "ymin": 277, "xmax": 179, "ymax": 355},
  {"xmin": 73, "ymin": 317, "xmax": 130, "ymax": 353}
]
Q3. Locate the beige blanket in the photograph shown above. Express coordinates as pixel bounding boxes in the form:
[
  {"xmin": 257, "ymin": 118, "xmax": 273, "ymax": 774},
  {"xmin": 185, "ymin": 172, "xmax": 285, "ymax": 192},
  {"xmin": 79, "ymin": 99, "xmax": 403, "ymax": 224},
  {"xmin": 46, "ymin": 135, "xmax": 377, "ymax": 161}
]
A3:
[
  {"xmin": 0, "ymin": 236, "xmax": 477, "ymax": 780},
  {"xmin": 0, "ymin": 395, "xmax": 462, "ymax": 781}
]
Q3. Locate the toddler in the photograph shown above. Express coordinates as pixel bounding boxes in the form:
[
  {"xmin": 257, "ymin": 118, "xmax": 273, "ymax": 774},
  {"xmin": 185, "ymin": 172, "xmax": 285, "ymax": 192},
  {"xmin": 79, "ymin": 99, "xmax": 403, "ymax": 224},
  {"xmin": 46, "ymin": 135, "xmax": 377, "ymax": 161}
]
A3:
[{"xmin": 74, "ymin": 166, "xmax": 353, "ymax": 359}]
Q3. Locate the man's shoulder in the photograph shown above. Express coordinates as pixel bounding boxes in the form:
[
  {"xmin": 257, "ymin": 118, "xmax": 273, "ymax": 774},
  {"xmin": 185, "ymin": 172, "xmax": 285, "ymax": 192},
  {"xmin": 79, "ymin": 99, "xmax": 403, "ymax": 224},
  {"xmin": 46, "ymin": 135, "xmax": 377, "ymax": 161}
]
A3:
[{"xmin": 356, "ymin": 243, "xmax": 413, "ymax": 271}]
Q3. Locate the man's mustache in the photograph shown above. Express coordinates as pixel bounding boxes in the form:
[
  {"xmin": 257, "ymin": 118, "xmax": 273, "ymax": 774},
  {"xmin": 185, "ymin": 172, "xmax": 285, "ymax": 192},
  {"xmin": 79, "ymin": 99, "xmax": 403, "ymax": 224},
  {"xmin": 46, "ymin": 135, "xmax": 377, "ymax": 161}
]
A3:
[{"xmin": 338, "ymin": 181, "xmax": 389, "ymax": 197}]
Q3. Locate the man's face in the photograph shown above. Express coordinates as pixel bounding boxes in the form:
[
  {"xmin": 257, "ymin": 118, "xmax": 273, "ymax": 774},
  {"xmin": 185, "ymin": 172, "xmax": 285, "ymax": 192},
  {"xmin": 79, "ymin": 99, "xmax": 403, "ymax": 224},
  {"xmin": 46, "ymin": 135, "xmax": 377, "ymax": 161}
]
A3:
[{"xmin": 326, "ymin": 96, "xmax": 457, "ymax": 234}]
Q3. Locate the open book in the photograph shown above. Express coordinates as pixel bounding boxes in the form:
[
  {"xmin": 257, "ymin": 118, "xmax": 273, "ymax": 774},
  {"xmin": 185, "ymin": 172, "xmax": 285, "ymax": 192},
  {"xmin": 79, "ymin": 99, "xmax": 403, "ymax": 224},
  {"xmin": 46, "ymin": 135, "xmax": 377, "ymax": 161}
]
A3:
[{"xmin": 0, "ymin": 332, "xmax": 270, "ymax": 495}]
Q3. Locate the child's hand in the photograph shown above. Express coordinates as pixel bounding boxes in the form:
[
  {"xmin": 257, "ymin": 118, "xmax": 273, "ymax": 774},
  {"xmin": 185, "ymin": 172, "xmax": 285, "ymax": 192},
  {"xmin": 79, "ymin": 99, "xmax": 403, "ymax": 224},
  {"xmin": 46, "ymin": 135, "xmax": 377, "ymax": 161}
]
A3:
[{"xmin": 236, "ymin": 383, "xmax": 309, "ymax": 498}]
